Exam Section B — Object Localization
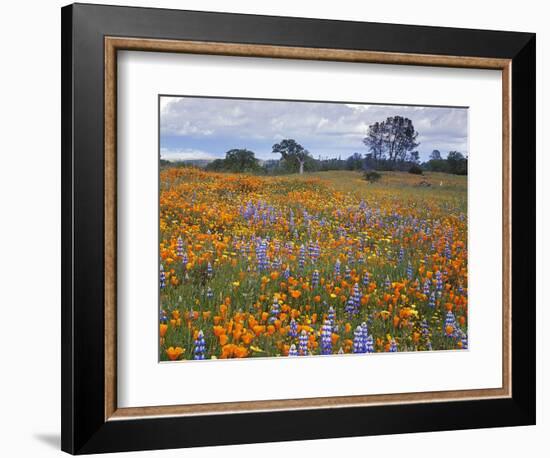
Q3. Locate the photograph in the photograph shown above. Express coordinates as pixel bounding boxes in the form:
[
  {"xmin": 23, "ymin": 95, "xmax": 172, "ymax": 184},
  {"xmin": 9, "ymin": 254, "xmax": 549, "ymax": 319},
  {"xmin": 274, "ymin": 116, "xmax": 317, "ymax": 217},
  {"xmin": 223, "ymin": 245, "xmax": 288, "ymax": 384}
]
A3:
[{"xmin": 158, "ymin": 96, "xmax": 469, "ymax": 361}]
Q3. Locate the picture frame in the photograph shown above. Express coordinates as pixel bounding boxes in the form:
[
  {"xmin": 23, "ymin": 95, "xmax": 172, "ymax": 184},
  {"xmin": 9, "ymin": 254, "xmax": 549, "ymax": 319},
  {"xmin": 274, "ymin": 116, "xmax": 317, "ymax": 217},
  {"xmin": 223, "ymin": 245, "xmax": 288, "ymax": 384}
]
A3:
[{"xmin": 61, "ymin": 3, "xmax": 536, "ymax": 454}]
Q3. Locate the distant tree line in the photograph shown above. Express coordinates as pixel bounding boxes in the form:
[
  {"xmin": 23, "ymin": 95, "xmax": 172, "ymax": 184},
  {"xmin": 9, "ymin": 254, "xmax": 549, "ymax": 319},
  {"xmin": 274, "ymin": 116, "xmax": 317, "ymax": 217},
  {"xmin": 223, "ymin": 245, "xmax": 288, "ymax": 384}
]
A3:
[
  {"xmin": 205, "ymin": 148, "xmax": 263, "ymax": 173},
  {"xmin": 177, "ymin": 115, "xmax": 468, "ymax": 176},
  {"xmin": 424, "ymin": 149, "xmax": 468, "ymax": 175}
]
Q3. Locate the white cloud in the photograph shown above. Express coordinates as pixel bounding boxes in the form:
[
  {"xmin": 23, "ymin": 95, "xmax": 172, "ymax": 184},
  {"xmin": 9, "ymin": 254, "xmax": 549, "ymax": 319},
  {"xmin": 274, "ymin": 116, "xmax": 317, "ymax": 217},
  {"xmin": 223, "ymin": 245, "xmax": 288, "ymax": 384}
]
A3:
[
  {"xmin": 160, "ymin": 96, "xmax": 468, "ymax": 159},
  {"xmin": 160, "ymin": 147, "xmax": 216, "ymax": 161}
]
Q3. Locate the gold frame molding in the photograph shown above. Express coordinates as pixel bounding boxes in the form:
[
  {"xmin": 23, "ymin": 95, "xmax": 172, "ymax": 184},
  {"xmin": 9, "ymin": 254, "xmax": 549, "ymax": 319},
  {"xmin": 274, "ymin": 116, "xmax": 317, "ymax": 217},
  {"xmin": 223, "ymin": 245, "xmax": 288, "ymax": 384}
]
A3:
[{"xmin": 104, "ymin": 37, "xmax": 512, "ymax": 421}]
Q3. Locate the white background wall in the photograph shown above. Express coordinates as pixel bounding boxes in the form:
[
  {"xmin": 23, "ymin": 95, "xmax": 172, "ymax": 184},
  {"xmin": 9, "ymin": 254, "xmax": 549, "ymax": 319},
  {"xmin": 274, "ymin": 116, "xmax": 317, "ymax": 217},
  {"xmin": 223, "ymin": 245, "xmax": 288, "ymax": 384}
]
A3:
[{"xmin": 0, "ymin": 0, "xmax": 545, "ymax": 456}]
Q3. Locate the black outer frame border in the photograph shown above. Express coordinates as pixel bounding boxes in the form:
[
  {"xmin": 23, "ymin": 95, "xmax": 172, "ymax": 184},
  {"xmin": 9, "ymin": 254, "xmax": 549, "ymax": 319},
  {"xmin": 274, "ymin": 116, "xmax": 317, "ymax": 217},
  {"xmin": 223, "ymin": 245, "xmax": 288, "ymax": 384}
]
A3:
[{"xmin": 61, "ymin": 3, "xmax": 536, "ymax": 455}]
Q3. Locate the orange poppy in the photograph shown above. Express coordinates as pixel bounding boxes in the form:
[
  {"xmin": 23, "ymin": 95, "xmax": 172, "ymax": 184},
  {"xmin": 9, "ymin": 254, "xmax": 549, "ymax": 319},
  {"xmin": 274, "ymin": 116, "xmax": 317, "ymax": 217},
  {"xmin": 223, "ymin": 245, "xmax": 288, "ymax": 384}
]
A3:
[{"xmin": 165, "ymin": 346, "xmax": 184, "ymax": 361}]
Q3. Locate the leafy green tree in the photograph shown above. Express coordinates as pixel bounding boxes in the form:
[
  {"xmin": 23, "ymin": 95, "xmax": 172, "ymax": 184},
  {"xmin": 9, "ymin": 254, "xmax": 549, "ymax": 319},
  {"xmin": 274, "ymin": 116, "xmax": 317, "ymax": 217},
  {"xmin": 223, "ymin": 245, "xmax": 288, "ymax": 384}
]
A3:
[
  {"xmin": 346, "ymin": 152, "xmax": 365, "ymax": 170},
  {"xmin": 430, "ymin": 149, "xmax": 442, "ymax": 160},
  {"xmin": 205, "ymin": 149, "xmax": 261, "ymax": 173},
  {"xmin": 409, "ymin": 151, "xmax": 420, "ymax": 164},
  {"xmin": 426, "ymin": 159, "xmax": 449, "ymax": 173},
  {"xmin": 224, "ymin": 149, "xmax": 261, "ymax": 172},
  {"xmin": 363, "ymin": 116, "xmax": 419, "ymax": 164},
  {"xmin": 383, "ymin": 116, "xmax": 420, "ymax": 163},
  {"xmin": 272, "ymin": 139, "xmax": 311, "ymax": 174},
  {"xmin": 205, "ymin": 158, "xmax": 226, "ymax": 172},
  {"xmin": 447, "ymin": 151, "xmax": 468, "ymax": 175},
  {"xmin": 363, "ymin": 122, "xmax": 385, "ymax": 162}
]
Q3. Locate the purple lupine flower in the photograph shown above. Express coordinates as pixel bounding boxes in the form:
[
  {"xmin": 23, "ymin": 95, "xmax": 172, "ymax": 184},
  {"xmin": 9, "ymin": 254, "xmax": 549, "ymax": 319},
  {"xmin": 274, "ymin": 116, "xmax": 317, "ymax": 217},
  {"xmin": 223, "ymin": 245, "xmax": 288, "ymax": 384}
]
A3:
[
  {"xmin": 289, "ymin": 209, "xmax": 295, "ymax": 228},
  {"xmin": 398, "ymin": 247, "xmax": 405, "ymax": 263},
  {"xmin": 345, "ymin": 296, "xmax": 356, "ymax": 318},
  {"xmin": 298, "ymin": 244, "xmax": 306, "ymax": 269},
  {"xmin": 360, "ymin": 322, "xmax": 369, "ymax": 348},
  {"xmin": 207, "ymin": 262, "xmax": 213, "ymax": 278},
  {"xmin": 321, "ymin": 320, "xmax": 332, "ymax": 355},
  {"xmin": 327, "ymin": 306, "xmax": 336, "ymax": 327},
  {"xmin": 334, "ymin": 259, "xmax": 341, "ymax": 277},
  {"xmin": 283, "ymin": 266, "xmax": 291, "ymax": 279},
  {"xmin": 182, "ymin": 252, "xmax": 188, "ymax": 268},
  {"xmin": 193, "ymin": 330, "xmax": 206, "ymax": 360},
  {"xmin": 307, "ymin": 240, "xmax": 315, "ymax": 260},
  {"xmin": 344, "ymin": 265, "xmax": 351, "ymax": 280},
  {"xmin": 160, "ymin": 309, "xmax": 168, "ymax": 324},
  {"xmin": 299, "ymin": 330, "xmax": 309, "ymax": 356},
  {"xmin": 239, "ymin": 242, "xmax": 246, "ymax": 257},
  {"xmin": 444, "ymin": 311, "xmax": 456, "ymax": 337},
  {"xmin": 362, "ymin": 270, "xmax": 370, "ymax": 286},
  {"xmin": 365, "ymin": 335, "xmax": 374, "ymax": 353},
  {"xmin": 269, "ymin": 297, "xmax": 280, "ymax": 324},
  {"xmin": 242, "ymin": 201, "xmax": 251, "ymax": 219},
  {"xmin": 256, "ymin": 239, "xmax": 268, "ymax": 271},
  {"xmin": 389, "ymin": 339, "xmax": 398, "ymax": 352},
  {"xmin": 423, "ymin": 278, "xmax": 431, "ymax": 295},
  {"xmin": 435, "ymin": 270, "xmax": 443, "ymax": 292},
  {"xmin": 309, "ymin": 240, "xmax": 320, "ymax": 263},
  {"xmin": 385, "ymin": 275, "xmax": 391, "ymax": 289},
  {"xmin": 288, "ymin": 344, "xmax": 298, "ymax": 357},
  {"xmin": 160, "ymin": 264, "xmax": 166, "ymax": 289},
  {"xmin": 177, "ymin": 236, "xmax": 184, "ymax": 258},
  {"xmin": 350, "ymin": 283, "xmax": 361, "ymax": 314},
  {"xmin": 429, "ymin": 292, "xmax": 436, "ymax": 308},
  {"xmin": 460, "ymin": 330, "xmax": 468, "ymax": 349},
  {"xmin": 289, "ymin": 318, "xmax": 298, "ymax": 338},
  {"xmin": 206, "ymin": 287, "xmax": 213, "ymax": 299},
  {"xmin": 445, "ymin": 241, "xmax": 452, "ymax": 259},
  {"xmin": 353, "ymin": 326, "xmax": 364, "ymax": 353},
  {"xmin": 421, "ymin": 319, "xmax": 430, "ymax": 338},
  {"xmin": 407, "ymin": 262, "xmax": 413, "ymax": 280},
  {"xmin": 311, "ymin": 270, "xmax": 319, "ymax": 288}
]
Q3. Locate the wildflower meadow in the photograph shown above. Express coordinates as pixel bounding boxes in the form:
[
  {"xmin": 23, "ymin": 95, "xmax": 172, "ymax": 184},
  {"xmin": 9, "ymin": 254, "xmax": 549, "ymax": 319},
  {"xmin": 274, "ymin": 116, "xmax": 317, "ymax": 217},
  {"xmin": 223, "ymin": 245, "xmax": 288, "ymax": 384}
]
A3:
[{"xmin": 159, "ymin": 168, "xmax": 468, "ymax": 361}]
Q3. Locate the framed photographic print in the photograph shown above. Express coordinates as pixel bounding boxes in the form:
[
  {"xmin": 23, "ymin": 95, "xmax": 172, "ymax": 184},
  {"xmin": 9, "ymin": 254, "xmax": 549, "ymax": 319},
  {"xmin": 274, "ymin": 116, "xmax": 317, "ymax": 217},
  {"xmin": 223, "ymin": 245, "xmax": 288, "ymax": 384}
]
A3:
[{"xmin": 61, "ymin": 3, "xmax": 536, "ymax": 454}]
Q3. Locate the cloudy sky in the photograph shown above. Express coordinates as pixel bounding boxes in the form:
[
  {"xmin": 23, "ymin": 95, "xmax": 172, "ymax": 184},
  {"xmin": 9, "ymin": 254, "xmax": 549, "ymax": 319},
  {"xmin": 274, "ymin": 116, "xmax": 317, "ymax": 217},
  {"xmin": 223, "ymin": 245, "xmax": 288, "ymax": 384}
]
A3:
[{"xmin": 160, "ymin": 96, "xmax": 468, "ymax": 162}]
